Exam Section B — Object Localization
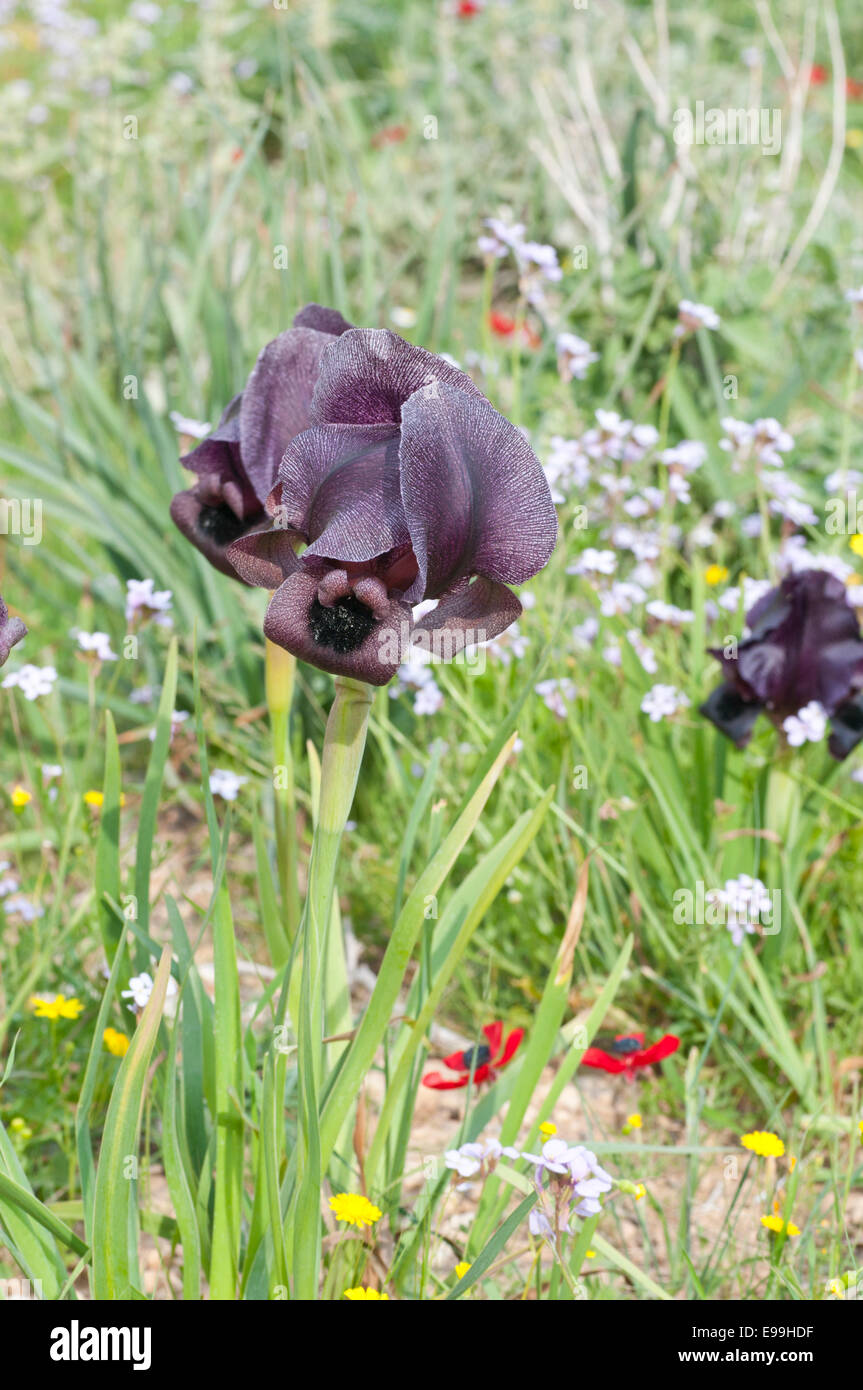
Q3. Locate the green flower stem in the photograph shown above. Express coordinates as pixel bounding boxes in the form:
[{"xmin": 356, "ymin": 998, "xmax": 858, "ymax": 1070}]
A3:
[
  {"xmin": 657, "ymin": 337, "xmax": 680, "ymax": 451},
  {"xmin": 315, "ymin": 734, "xmax": 517, "ymax": 1175},
  {"xmin": 266, "ymin": 637, "xmax": 300, "ymax": 940},
  {"xmin": 657, "ymin": 337, "xmax": 680, "ymax": 599},
  {"xmin": 764, "ymin": 757, "xmax": 800, "ymax": 856},
  {"xmin": 292, "ymin": 676, "xmax": 372, "ymax": 1299},
  {"xmin": 303, "ymin": 676, "xmax": 373, "ymax": 1062},
  {"xmin": 762, "ymin": 756, "xmax": 801, "ymax": 966}
]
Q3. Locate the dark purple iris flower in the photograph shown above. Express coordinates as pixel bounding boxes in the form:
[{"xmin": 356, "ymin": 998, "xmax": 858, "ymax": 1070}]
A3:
[
  {"xmin": 225, "ymin": 327, "xmax": 558, "ymax": 684},
  {"xmin": 700, "ymin": 570, "xmax": 863, "ymax": 759},
  {"xmin": 0, "ymin": 590, "xmax": 26, "ymax": 667},
  {"xmin": 170, "ymin": 304, "xmax": 353, "ymax": 578}
]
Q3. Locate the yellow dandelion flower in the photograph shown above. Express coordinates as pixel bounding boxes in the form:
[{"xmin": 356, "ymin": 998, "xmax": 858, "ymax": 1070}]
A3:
[
  {"xmin": 704, "ymin": 564, "xmax": 729, "ymax": 586},
  {"xmin": 454, "ymin": 1262, "xmax": 471, "ymax": 1280},
  {"xmin": 634, "ymin": 1183, "xmax": 647, "ymax": 1200},
  {"xmin": 29, "ymin": 994, "xmax": 84, "ymax": 1021},
  {"xmin": 538, "ymin": 1121, "xmax": 557, "ymax": 1138},
  {"xmin": 741, "ymin": 1130, "xmax": 784, "ymax": 1158},
  {"xmin": 343, "ymin": 1287, "xmax": 388, "ymax": 1300},
  {"xmin": 761, "ymin": 1214, "xmax": 800, "ymax": 1236},
  {"xmin": 850, "ymin": 535, "xmax": 863, "ymax": 559},
  {"xmin": 84, "ymin": 790, "xmax": 126, "ymax": 809},
  {"xmin": 585, "ymin": 1249, "xmax": 596, "ymax": 1258},
  {"xmin": 858, "ymin": 1119, "xmax": 863, "ymax": 1141},
  {"xmin": 329, "ymin": 1192, "xmax": 382, "ymax": 1229},
  {"xmin": 627, "ymin": 1113, "xmax": 643, "ymax": 1130},
  {"xmin": 103, "ymin": 1027, "xmax": 130, "ymax": 1057},
  {"xmin": 10, "ymin": 785, "xmax": 32, "ymax": 809}
]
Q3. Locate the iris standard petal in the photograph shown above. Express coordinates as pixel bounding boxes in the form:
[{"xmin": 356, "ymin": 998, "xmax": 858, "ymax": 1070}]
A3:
[
  {"xmin": 0, "ymin": 591, "xmax": 26, "ymax": 667},
  {"xmin": 278, "ymin": 423, "xmax": 408, "ymax": 563},
  {"xmin": 178, "ymin": 393, "xmax": 244, "ymax": 482},
  {"xmin": 310, "ymin": 327, "xmax": 484, "ymax": 427},
  {"xmin": 292, "ymin": 303, "xmax": 354, "ymax": 337},
  {"xmin": 263, "ymin": 569, "xmax": 412, "ymax": 685},
  {"xmin": 398, "ymin": 381, "xmax": 558, "ymax": 602},
  {"xmin": 741, "ymin": 571, "xmax": 863, "ymax": 712},
  {"xmin": 239, "ymin": 326, "xmax": 339, "ymax": 502}
]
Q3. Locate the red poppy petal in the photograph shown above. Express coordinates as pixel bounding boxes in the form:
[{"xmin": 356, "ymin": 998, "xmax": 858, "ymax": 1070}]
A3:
[
  {"xmin": 421, "ymin": 1072, "xmax": 468, "ymax": 1090},
  {"xmin": 483, "ymin": 1022, "xmax": 503, "ymax": 1057},
  {"xmin": 441, "ymin": 1048, "xmax": 468, "ymax": 1071},
  {"xmin": 581, "ymin": 1048, "xmax": 626, "ymax": 1074},
  {"xmin": 634, "ymin": 1034, "xmax": 681, "ymax": 1068},
  {"xmin": 496, "ymin": 1027, "xmax": 525, "ymax": 1068}
]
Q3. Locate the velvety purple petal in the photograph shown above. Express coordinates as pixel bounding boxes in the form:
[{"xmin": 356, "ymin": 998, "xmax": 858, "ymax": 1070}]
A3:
[
  {"xmin": 311, "ymin": 328, "xmax": 484, "ymax": 427},
  {"xmin": 739, "ymin": 571, "xmax": 863, "ymax": 713},
  {"xmin": 225, "ymin": 526, "xmax": 305, "ymax": 589},
  {"xmin": 172, "ymin": 394, "xmax": 270, "ymax": 578},
  {"xmin": 264, "ymin": 568, "xmax": 412, "ymax": 685},
  {"xmin": 239, "ymin": 327, "xmax": 336, "ymax": 502},
  {"xmin": 292, "ymin": 303, "xmax": 354, "ymax": 337},
  {"xmin": 828, "ymin": 695, "xmax": 863, "ymax": 759},
  {"xmin": 277, "ymin": 423, "xmax": 407, "ymax": 563},
  {"xmin": 180, "ymin": 394, "xmax": 242, "ymax": 476},
  {"xmin": 398, "ymin": 382, "xmax": 558, "ymax": 601},
  {"xmin": 0, "ymin": 591, "xmax": 26, "ymax": 667},
  {"xmin": 699, "ymin": 684, "xmax": 763, "ymax": 747},
  {"xmin": 412, "ymin": 577, "xmax": 522, "ymax": 660},
  {"xmin": 170, "ymin": 488, "xmax": 264, "ymax": 580}
]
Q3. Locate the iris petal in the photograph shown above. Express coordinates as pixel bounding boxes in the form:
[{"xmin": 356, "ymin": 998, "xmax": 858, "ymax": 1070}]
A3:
[
  {"xmin": 311, "ymin": 327, "xmax": 484, "ymax": 427},
  {"xmin": 0, "ymin": 591, "xmax": 26, "ymax": 667},
  {"xmin": 178, "ymin": 394, "xmax": 244, "ymax": 489},
  {"xmin": 699, "ymin": 684, "xmax": 763, "ymax": 746},
  {"xmin": 741, "ymin": 571, "xmax": 863, "ymax": 712},
  {"xmin": 226, "ymin": 527, "xmax": 305, "ymax": 589},
  {"xmin": 239, "ymin": 326, "xmax": 339, "ymax": 503},
  {"xmin": 415, "ymin": 576, "xmax": 523, "ymax": 658},
  {"xmin": 263, "ymin": 570, "xmax": 412, "ymax": 685},
  {"xmin": 291, "ymin": 303, "xmax": 354, "ymax": 337},
  {"xmin": 828, "ymin": 694, "xmax": 863, "ymax": 759},
  {"xmin": 398, "ymin": 381, "xmax": 558, "ymax": 602},
  {"xmin": 279, "ymin": 423, "xmax": 408, "ymax": 563}
]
